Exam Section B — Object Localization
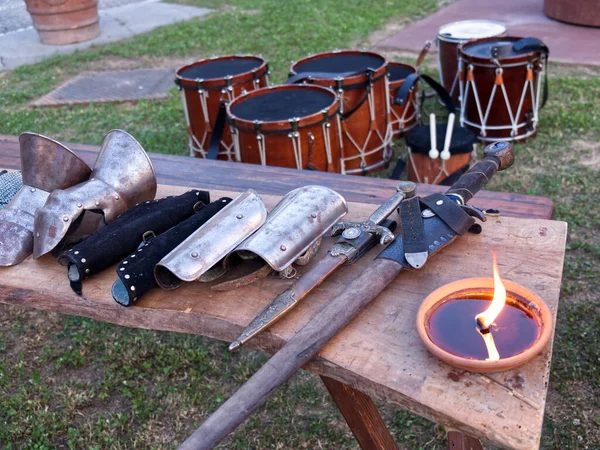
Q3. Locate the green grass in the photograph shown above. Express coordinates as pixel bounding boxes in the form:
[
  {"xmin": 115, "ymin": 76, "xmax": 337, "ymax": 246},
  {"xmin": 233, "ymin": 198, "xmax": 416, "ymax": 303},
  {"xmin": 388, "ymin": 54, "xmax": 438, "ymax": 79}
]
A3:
[{"xmin": 1, "ymin": 0, "xmax": 600, "ymax": 449}]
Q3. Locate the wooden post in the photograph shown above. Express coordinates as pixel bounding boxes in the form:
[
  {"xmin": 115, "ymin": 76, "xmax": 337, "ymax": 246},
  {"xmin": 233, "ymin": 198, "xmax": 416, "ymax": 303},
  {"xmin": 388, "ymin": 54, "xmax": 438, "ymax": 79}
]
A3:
[
  {"xmin": 446, "ymin": 430, "xmax": 483, "ymax": 450},
  {"xmin": 321, "ymin": 376, "xmax": 398, "ymax": 450}
]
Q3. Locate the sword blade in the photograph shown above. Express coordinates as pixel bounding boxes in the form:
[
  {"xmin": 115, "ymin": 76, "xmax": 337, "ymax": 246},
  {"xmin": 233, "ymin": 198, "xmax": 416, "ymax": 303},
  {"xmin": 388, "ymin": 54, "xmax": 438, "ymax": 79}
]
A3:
[{"xmin": 229, "ymin": 253, "xmax": 347, "ymax": 351}]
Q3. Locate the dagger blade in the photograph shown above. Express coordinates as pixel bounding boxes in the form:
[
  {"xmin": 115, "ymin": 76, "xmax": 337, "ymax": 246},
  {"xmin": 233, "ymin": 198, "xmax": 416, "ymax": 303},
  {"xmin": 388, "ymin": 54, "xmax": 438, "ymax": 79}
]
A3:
[{"xmin": 228, "ymin": 253, "xmax": 347, "ymax": 351}]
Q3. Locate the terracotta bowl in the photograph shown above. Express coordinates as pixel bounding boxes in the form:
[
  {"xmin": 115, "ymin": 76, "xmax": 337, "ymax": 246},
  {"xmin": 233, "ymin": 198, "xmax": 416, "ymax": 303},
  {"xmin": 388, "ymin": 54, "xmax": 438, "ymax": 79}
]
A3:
[{"xmin": 416, "ymin": 278, "xmax": 553, "ymax": 373}]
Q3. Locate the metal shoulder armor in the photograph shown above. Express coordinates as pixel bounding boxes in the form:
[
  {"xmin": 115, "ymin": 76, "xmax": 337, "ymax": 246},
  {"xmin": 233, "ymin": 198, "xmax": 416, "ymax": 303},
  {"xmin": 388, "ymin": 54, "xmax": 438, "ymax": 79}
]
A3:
[
  {"xmin": 33, "ymin": 130, "xmax": 157, "ymax": 258},
  {"xmin": 154, "ymin": 190, "xmax": 267, "ymax": 289},
  {"xmin": 0, "ymin": 133, "xmax": 91, "ymax": 266}
]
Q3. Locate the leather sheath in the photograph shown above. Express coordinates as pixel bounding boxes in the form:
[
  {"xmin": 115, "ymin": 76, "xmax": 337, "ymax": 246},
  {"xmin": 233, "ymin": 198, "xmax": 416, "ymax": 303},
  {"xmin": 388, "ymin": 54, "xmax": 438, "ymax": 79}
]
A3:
[
  {"xmin": 399, "ymin": 195, "xmax": 426, "ymax": 268},
  {"xmin": 112, "ymin": 197, "xmax": 232, "ymax": 306},
  {"xmin": 59, "ymin": 189, "xmax": 210, "ymax": 295},
  {"xmin": 420, "ymin": 193, "xmax": 474, "ymax": 235}
]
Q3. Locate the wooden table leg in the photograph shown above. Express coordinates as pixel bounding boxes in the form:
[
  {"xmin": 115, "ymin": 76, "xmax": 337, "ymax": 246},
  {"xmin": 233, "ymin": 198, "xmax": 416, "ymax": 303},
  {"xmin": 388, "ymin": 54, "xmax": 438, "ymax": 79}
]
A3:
[
  {"xmin": 321, "ymin": 375, "xmax": 398, "ymax": 450},
  {"xmin": 446, "ymin": 430, "xmax": 483, "ymax": 450}
]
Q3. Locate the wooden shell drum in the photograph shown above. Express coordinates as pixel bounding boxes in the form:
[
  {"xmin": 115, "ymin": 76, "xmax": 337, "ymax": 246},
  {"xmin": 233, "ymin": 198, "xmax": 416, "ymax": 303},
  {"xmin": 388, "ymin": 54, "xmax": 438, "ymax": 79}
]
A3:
[
  {"xmin": 227, "ymin": 85, "xmax": 342, "ymax": 172},
  {"xmin": 437, "ymin": 20, "xmax": 507, "ymax": 105},
  {"xmin": 458, "ymin": 37, "xmax": 546, "ymax": 142},
  {"xmin": 388, "ymin": 62, "xmax": 419, "ymax": 137},
  {"xmin": 175, "ymin": 55, "xmax": 269, "ymax": 160},
  {"xmin": 290, "ymin": 51, "xmax": 392, "ymax": 175}
]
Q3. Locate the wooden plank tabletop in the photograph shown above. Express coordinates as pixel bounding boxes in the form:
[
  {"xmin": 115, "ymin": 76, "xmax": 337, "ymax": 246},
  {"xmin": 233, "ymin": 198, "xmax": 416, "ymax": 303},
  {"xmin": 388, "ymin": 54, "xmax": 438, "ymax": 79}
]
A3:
[
  {"xmin": 0, "ymin": 183, "xmax": 567, "ymax": 450},
  {"xmin": 0, "ymin": 134, "xmax": 554, "ymax": 220}
]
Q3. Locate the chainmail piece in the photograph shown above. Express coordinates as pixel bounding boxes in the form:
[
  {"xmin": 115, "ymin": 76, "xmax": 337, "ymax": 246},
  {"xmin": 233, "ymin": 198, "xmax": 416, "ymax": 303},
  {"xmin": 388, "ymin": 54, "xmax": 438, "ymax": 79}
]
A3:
[{"xmin": 0, "ymin": 171, "xmax": 23, "ymax": 211}]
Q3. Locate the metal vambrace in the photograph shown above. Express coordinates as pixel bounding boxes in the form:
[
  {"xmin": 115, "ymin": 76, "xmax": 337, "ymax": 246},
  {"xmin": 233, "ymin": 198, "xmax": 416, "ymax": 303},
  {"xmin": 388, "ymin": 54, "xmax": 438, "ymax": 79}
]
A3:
[{"xmin": 111, "ymin": 197, "xmax": 233, "ymax": 306}]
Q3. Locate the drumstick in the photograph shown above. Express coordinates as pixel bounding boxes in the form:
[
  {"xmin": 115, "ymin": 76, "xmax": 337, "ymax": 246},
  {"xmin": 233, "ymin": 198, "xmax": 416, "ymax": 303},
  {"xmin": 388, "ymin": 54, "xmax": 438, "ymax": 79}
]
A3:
[
  {"xmin": 428, "ymin": 113, "xmax": 439, "ymax": 159},
  {"xmin": 441, "ymin": 113, "xmax": 455, "ymax": 161}
]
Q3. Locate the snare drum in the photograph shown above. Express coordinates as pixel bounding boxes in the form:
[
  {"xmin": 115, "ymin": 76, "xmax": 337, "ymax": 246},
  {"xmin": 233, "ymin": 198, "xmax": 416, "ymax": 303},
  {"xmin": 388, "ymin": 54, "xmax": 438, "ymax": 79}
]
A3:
[
  {"xmin": 437, "ymin": 20, "xmax": 507, "ymax": 105},
  {"xmin": 458, "ymin": 36, "xmax": 548, "ymax": 142},
  {"xmin": 388, "ymin": 62, "xmax": 419, "ymax": 137},
  {"xmin": 228, "ymin": 84, "xmax": 342, "ymax": 172},
  {"xmin": 290, "ymin": 50, "xmax": 392, "ymax": 175},
  {"xmin": 175, "ymin": 55, "xmax": 269, "ymax": 160}
]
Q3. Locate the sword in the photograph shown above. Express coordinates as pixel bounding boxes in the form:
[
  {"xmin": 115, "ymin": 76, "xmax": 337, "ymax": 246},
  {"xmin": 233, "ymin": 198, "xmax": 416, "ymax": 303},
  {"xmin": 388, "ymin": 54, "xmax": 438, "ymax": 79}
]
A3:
[
  {"xmin": 178, "ymin": 142, "xmax": 515, "ymax": 450},
  {"xmin": 228, "ymin": 180, "xmax": 418, "ymax": 351}
]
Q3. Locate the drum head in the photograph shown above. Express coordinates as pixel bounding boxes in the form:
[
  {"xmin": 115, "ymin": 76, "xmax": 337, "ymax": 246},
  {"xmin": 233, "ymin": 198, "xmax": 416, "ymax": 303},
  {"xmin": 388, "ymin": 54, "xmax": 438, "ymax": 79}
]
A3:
[
  {"xmin": 294, "ymin": 52, "xmax": 385, "ymax": 75},
  {"xmin": 231, "ymin": 88, "xmax": 336, "ymax": 122},
  {"xmin": 438, "ymin": 20, "xmax": 506, "ymax": 43},
  {"xmin": 178, "ymin": 56, "xmax": 264, "ymax": 80},
  {"xmin": 388, "ymin": 63, "xmax": 415, "ymax": 82}
]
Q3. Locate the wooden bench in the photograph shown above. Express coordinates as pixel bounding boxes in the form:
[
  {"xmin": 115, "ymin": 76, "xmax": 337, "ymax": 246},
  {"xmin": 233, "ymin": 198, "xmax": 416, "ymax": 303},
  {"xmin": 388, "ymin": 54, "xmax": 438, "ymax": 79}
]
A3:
[{"xmin": 0, "ymin": 134, "xmax": 565, "ymax": 450}]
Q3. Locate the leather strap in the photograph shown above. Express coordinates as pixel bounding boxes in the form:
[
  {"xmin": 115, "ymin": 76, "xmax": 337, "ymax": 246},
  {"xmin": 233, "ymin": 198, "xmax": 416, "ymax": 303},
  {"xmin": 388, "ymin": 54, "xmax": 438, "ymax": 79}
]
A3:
[
  {"xmin": 439, "ymin": 163, "xmax": 470, "ymax": 186},
  {"xmin": 389, "ymin": 158, "xmax": 406, "ymax": 180},
  {"xmin": 395, "ymin": 73, "xmax": 456, "ymax": 112},
  {"xmin": 420, "ymin": 193, "xmax": 474, "ymax": 236},
  {"xmin": 400, "ymin": 196, "xmax": 427, "ymax": 269},
  {"xmin": 206, "ymin": 102, "xmax": 227, "ymax": 160},
  {"xmin": 286, "ymin": 70, "xmax": 360, "ymax": 85}
]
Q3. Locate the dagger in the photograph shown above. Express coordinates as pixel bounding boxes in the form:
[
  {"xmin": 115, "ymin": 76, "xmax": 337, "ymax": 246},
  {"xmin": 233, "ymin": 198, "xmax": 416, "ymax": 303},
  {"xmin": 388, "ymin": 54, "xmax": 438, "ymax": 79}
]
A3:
[
  {"xmin": 228, "ymin": 181, "xmax": 418, "ymax": 351},
  {"xmin": 177, "ymin": 142, "xmax": 515, "ymax": 450}
]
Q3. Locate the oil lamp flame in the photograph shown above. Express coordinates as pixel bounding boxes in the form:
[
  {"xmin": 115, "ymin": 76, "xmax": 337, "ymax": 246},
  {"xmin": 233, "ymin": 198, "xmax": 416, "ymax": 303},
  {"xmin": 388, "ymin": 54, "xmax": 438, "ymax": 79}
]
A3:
[{"xmin": 475, "ymin": 252, "xmax": 506, "ymax": 330}]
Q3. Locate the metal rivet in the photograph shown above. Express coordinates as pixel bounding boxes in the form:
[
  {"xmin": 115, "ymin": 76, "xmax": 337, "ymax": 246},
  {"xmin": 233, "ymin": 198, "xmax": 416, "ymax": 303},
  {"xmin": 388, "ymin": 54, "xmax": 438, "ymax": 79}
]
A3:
[
  {"xmin": 36, "ymin": 232, "xmax": 39, "ymax": 237},
  {"xmin": 77, "ymin": 202, "xmax": 83, "ymax": 208},
  {"xmin": 95, "ymin": 201, "xmax": 100, "ymax": 206},
  {"xmin": 63, "ymin": 216, "xmax": 69, "ymax": 222},
  {"xmin": 30, "ymin": 188, "xmax": 36, "ymax": 193},
  {"xmin": 280, "ymin": 245, "xmax": 287, "ymax": 251},
  {"xmin": 123, "ymin": 261, "xmax": 128, "ymax": 265},
  {"xmin": 81, "ymin": 258, "xmax": 86, "ymax": 263},
  {"xmin": 311, "ymin": 212, "xmax": 317, "ymax": 218},
  {"xmin": 196, "ymin": 192, "xmax": 200, "ymax": 195},
  {"xmin": 342, "ymin": 227, "xmax": 361, "ymax": 240},
  {"xmin": 131, "ymin": 255, "xmax": 135, "ymax": 258},
  {"xmin": 125, "ymin": 274, "xmax": 130, "ymax": 279},
  {"xmin": 130, "ymin": 286, "xmax": 136, "ymax": 291},
  {"xmin": 132, "ymin": 297, "xmax": 137, "ymax": 302},
  {"xmin": 74, "ymin": 251, "xmax": 79, "ymax": 255},
  {"xmin": 191, "ymin": 252, "xmax": 199, "ymax": 258},
  {"xmin": 436, "ymin": 200, "xmax": 443, "ymax": 206},
  {"xmin": 114, "ymin": 194, "xmax": 120, "ymax": 200},
  {"xmin": 138, "ymin": 249, "xmax": 143, "ymax": 252},
  {"xmin": 85, "ymin": 269, "xmax": 90, "ymax": 274},
  {"xmin": 120, "ymin": 267, "xmax": 125, "ymax": 271},
  {"xmin": 236, "ymin": 214, "xmax": 243, "ymax": 219},
  {"xmin": 90, "ymin": 178, "xmax": 95, "ymax": 181}
]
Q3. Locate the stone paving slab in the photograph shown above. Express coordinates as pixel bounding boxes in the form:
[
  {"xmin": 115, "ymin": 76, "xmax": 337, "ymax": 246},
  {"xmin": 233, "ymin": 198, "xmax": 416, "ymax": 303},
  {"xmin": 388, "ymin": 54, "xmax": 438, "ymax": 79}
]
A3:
[
  {"xmin": 0, "ymin": 1, "xmax": 212, "ymax": 70},
  {"xmin": 377, "ymin": 0, "xmax": 600, "ymax": 66},
  {"xmin": 31, "ymin": 68, "xmax": 175, "ymax": 107}
]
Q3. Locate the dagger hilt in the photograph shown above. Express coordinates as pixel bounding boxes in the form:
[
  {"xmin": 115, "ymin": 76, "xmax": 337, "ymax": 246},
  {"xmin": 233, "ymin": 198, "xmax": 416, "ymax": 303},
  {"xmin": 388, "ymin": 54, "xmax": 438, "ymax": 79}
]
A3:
[
  {"xmin": 446, "ymin": 142, "xmax": 514, "ymax": 204},
  {"xmin": 331, "ymin": 181, "xmax": 416, "ymax": 245}
]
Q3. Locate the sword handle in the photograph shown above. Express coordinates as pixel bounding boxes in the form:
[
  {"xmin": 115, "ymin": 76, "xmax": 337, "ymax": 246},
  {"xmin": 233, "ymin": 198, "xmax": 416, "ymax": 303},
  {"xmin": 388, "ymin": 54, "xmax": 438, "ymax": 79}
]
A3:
[
  {"xmin": 368, "ymin": 181, "xmax": 416, "ymax": 224},
  {"xmin": 445, "ymin": 142, "xmax": 514, "ymax": 204}
]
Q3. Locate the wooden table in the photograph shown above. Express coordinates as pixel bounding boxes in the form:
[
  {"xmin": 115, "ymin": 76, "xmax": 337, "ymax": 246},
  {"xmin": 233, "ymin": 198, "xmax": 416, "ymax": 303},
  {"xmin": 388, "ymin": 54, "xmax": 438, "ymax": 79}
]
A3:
[{"xmin": 0, "ymin": 134, "xmax": 566, "ymax": 450}]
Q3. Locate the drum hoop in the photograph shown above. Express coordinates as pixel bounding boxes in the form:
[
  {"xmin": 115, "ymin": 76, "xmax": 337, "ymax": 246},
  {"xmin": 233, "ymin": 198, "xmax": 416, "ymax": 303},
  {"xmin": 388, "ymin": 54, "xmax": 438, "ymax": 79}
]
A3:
[
  {"xmin": 290, "ymin": 72, "xmax": 387, "ymax": 92},
  {"xmin": 290, "ymin": 50, "xmax": 388, "ymax": 89},
  {"xmin": 436, "ymin": 20, "xmax": 507, "ymax": 44},
  {"xmin": 458, "ymin": 36, "xmax": 543, "ymax": 65},
  {"xmin": 176, "ymin": 57, "xmax": 269, "ymax": 90},
  {"xmin": 230, "ymin": 109, "xmax": 340, "ymax": 135},
  {"xmin": 458, "ymin": 57, "xmax": 542, "ymax": 69}
]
